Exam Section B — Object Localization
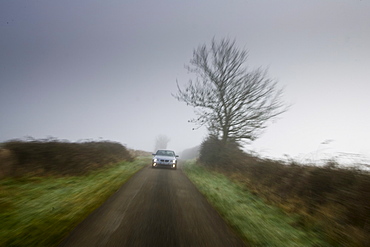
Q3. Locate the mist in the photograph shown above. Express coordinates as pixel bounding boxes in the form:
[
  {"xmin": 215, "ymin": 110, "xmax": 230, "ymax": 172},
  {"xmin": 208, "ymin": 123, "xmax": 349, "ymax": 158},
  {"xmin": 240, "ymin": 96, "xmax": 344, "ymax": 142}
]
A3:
[{"xmin": 1, "ymin": 0, "xmax": 369, "ymax": 164}]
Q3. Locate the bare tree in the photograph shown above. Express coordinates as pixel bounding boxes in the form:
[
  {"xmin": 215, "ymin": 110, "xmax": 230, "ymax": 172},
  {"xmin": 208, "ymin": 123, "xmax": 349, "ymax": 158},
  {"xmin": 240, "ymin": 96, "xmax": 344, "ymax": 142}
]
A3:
[
  {"xmin": 154, "ymin": 135, "xmax": 170, "ymax": 151},
  {"xmin": 173, "ymin": 38, "xmax": 287, "ymax": 145}
]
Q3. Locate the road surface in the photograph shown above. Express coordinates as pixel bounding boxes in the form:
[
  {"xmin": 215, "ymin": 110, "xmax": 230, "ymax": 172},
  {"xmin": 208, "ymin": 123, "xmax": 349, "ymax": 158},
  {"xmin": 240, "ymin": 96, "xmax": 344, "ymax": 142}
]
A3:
[{"xmin": 59, "ymin": 164, "xmax": 247, "ymax": 246}]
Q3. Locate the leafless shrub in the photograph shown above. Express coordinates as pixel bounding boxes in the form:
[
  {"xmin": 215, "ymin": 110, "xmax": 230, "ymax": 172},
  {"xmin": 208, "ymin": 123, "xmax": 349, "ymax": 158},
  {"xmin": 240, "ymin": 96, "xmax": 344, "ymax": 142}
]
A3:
[{"xmin": 1, "ymin": 138, "xmax": 133, "ymax": 176}]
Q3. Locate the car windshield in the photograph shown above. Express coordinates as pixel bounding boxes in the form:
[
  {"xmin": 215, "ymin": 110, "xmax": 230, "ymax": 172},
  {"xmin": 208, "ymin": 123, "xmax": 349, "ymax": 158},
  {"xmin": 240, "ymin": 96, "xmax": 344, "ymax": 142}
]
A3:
[{"xmin": 156, "ymin": 150, "xmax": 175, "ymax": 156}]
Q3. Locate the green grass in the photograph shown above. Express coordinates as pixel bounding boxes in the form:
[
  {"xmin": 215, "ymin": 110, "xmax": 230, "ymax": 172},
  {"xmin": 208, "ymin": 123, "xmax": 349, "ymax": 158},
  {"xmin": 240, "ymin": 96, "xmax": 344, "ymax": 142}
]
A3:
[
  {"xmin": 183, "ymin": 161, "xmax": 331, "ymax": 247},
  {"xmin": 0, "ymin": 157, "xmax": 149, "ymax": 247}
]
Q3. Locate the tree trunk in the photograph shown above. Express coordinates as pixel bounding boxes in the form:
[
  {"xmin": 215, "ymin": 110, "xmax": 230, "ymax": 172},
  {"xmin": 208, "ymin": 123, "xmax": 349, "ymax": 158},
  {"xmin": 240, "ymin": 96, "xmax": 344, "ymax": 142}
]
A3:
[{"xmin": 221, "ymin": 128, "xmax": 229, "ymax": 145}]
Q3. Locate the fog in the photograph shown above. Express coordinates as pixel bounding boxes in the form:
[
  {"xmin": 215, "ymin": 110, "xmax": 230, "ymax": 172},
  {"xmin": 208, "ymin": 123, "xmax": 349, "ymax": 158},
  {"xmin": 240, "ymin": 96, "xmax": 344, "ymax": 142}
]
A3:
[{"xmin": 1, "ymin": 0, "xmax": 369, "ymax": 164}]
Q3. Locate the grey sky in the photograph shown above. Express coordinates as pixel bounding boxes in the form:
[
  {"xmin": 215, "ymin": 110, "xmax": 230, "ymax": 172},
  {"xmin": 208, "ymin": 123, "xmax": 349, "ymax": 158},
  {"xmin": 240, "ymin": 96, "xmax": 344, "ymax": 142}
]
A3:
[{"xmin": 1, "ymin": 0, "xmax": 369, "ymax": 164}]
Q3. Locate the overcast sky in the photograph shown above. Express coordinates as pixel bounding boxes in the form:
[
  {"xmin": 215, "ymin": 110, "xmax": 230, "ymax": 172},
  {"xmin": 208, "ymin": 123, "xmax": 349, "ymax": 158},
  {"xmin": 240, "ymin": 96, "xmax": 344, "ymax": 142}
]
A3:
[{"xmin": 1, "ymin": 0, "xmax": 369, "ymax": 164}]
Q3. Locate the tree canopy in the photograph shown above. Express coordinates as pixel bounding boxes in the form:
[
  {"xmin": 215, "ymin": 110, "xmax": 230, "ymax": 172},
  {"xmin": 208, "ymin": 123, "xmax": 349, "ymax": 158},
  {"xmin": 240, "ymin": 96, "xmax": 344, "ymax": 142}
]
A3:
[
  {"xmin": 154, "ymin": 134, "xmax": 170, "ymax": 151},
  {"xmin": 173, "ymin": 38, "xmax": 287, "ymax": 144}
]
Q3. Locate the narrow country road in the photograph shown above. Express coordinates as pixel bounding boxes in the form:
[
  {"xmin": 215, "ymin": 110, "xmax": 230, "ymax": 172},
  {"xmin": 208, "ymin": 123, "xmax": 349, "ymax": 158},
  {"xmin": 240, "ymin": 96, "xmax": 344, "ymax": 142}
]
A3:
[{"xmin": 59, "ymin": 163, "xmax": 247, "ymax": 247}]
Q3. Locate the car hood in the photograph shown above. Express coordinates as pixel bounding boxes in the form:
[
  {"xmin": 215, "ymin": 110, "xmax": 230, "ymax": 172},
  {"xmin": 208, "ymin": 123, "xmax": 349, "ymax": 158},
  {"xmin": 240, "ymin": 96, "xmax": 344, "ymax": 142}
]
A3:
[{"xmin": 154, "ymin": 155, "xmax": 176, "ymax": 160}]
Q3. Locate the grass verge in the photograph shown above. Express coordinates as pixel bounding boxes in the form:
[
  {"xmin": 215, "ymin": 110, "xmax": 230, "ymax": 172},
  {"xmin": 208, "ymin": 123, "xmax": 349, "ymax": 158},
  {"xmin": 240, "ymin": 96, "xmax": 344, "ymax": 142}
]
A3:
[
  {"xmin": 183, "ymin": 160, "xmax": 331, "ymax": 247},
  {"xmin": 0, "ymin": 157, "xmax": 149, "ymax": 247}
]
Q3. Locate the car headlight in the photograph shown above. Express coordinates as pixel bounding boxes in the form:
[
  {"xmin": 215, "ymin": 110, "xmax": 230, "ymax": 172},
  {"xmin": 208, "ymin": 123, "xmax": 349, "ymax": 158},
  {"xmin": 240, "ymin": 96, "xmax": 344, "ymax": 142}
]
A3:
[
  {"xmin": 172, "ymin": 160, "xmax": 176, "ymax": 163},
  {"xmin": 153, "ymin": 158, "xmax": 157, "ymax": 162}
]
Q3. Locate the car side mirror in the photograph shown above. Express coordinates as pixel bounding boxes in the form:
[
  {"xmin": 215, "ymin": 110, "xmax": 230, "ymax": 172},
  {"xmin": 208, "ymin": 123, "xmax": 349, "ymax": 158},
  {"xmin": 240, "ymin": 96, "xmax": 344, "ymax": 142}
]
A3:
[
  {"xmin": 176, "ymin": 155, "xmax": 179, "ymax": 157},
  {"xmin": 152, "ymin": 153, "xmax": 156, "ymax": 156}
]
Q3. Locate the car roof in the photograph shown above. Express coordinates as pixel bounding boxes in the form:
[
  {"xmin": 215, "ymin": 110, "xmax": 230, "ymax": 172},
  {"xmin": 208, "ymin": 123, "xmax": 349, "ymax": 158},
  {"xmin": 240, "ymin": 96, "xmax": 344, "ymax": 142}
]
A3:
[{"xmin": 156, "ymin": 150, "xmax": 176, "ymax": 155}]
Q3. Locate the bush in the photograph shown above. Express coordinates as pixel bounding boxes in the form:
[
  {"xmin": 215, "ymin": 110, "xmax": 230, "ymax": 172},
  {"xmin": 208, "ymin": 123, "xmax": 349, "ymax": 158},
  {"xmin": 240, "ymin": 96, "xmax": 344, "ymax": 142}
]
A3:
[
  {"xmin": 0, "ymin": 138, "xmax": 133, "ymax": 176},
  {"xmin": 198, "ymin": 135, "xmax": 247, "ymax": 169}
]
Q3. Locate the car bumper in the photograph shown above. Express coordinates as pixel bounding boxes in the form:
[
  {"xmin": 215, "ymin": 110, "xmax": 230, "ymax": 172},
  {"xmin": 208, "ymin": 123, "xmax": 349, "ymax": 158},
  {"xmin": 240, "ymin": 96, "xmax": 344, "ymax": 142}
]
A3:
[{"xmin": 152, "ymin": 162, "xmax": 177, "ymax": 168}]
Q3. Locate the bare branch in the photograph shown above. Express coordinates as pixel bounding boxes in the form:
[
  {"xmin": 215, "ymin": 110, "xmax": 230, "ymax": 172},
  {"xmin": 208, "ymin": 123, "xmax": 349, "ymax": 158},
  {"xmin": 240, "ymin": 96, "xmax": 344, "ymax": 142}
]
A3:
[{"xmin": 173, "ymin": 38, "xmax": 288, "ymax": 145}]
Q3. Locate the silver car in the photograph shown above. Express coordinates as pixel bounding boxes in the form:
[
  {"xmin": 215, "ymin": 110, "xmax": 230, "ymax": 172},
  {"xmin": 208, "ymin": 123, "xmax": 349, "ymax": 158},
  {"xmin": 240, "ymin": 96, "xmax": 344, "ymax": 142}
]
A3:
[{"xmin": 152, "ymin": 150, "xmax": 179, "ymax": 169}]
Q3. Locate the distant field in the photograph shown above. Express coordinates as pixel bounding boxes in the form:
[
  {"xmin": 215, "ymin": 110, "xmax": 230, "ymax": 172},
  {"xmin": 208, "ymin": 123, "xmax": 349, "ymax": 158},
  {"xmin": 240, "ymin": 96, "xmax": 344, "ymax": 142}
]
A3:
[{"xmin": 0, "ymin": 158, "xmax": 149, "ymax": 247}]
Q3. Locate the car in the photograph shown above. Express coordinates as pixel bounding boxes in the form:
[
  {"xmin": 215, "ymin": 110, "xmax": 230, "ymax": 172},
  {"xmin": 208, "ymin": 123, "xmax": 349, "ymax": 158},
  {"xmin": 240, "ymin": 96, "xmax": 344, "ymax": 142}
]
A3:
[{"xmin": 152, "ymin": 149, "xmax": 179, "ymax": 169}]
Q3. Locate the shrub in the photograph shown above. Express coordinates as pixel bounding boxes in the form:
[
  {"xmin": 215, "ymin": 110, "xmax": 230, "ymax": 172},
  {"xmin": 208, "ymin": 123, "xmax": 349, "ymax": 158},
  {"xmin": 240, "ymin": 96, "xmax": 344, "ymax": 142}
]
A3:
[
  {"xmin": 1, "ymin": 138, "xmax": 133, "ymax": 176},
  {"xmin": 198, "ymin": 135, "xmax": 246, "ymax": 169}
]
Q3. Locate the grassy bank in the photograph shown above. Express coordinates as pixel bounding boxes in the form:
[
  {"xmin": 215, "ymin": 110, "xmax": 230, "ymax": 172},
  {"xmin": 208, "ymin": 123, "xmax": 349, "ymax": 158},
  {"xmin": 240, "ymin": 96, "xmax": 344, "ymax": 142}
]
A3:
[
  {"xmin": 196, "ymin": 137, "xmax": 370, "ymax": 246},
  {"xmin": 183, "ymin": 160, "xmax": 330, "ymax": 247},
  {"xmin": 0, "ymin": 157, "xmax": 149, "ymax": 247},
  {"xmin": 219, "ymin": 160, "xmax": 370, "ymax": 246}
]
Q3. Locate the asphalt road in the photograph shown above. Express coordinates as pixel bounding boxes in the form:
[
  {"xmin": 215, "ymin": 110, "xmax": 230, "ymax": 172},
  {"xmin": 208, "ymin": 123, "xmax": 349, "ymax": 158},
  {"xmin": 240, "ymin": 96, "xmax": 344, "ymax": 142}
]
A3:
[{"xmin": 59, "ymin": 164, "xmax": 247, "ymax": 247}]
